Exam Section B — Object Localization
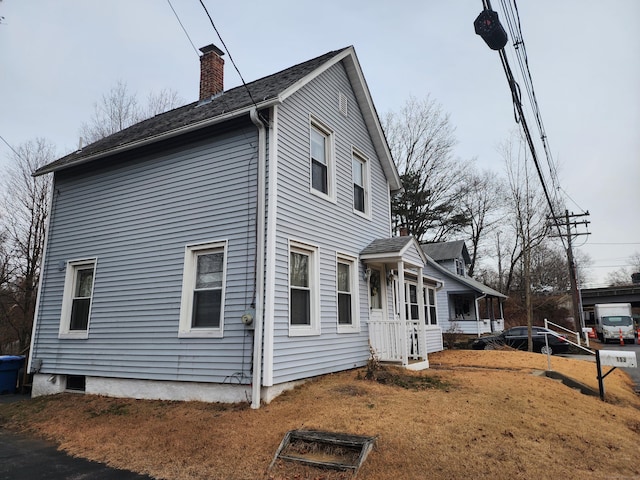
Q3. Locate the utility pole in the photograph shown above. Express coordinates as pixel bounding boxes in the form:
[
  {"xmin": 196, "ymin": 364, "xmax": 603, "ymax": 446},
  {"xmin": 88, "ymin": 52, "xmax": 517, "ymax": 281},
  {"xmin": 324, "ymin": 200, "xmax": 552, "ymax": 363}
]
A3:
[{"xmin": 549, "ymin": 210, "xmax": 590, "ymax": 331}]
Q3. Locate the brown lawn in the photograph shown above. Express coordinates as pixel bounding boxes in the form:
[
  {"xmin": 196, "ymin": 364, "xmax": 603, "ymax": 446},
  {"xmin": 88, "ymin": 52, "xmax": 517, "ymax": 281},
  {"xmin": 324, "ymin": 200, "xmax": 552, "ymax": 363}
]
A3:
[{"xmin": 1, "ymin": 349, "xmax": 639, "ymax": 480}]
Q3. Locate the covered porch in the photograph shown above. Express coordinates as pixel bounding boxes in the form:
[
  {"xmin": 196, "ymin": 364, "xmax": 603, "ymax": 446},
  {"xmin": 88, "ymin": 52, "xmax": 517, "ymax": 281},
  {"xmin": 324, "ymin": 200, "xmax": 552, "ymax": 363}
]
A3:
[
  {"xmin": 360, "ymin": 237, "xmax": 444, "ymax": 370},
  {"xmin": 446, "ymin": 284, "xmax": 506, "ymax": 336}
]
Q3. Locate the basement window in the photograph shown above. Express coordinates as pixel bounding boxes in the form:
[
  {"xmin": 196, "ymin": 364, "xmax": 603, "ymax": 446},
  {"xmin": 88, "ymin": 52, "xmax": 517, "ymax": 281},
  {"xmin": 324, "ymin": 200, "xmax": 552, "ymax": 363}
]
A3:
[{"xmin": 66, "ymin": 375, "xmax": 86, "ymax": 392}]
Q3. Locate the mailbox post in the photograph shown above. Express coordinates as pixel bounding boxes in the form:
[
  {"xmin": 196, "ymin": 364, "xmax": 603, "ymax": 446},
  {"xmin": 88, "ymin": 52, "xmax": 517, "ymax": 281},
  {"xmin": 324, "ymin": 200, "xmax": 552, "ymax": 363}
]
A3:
[{"xmin": 595, "ymin": 350, "xmax": 637, "ymax": 401}]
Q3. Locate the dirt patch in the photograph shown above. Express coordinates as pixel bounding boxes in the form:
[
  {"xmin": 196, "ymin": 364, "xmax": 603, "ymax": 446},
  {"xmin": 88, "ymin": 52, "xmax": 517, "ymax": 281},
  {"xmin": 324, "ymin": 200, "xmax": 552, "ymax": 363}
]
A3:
[{"xmin": 1, "ymin": 350, "xmax": 639, "ymax": 480}]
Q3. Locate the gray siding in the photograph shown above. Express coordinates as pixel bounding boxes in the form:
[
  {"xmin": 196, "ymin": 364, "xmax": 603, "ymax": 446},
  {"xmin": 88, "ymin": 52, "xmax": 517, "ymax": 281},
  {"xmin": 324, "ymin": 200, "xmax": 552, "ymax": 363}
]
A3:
[
  {"xmin": 33, "ymin": 126, "xmax": 259, "ymax": 383},
  {"xmin": 271, "ymin": 61, "xmax": 393, "ymax": 383}
]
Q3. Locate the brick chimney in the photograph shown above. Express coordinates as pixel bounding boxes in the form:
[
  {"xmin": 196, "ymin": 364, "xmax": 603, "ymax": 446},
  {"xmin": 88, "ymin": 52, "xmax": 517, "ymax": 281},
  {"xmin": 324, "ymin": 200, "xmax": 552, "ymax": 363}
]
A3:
[{"xmin": 199, "ymin": 44, "xmax": 225, "ymax": 100}]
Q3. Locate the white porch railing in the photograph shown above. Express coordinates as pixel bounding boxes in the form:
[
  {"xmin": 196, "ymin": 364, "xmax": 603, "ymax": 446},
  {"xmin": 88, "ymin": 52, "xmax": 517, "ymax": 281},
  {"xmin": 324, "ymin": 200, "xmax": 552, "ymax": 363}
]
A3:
[{"xmin": 368, "ymin": 319, "xmax": 426, "ymax": 363}]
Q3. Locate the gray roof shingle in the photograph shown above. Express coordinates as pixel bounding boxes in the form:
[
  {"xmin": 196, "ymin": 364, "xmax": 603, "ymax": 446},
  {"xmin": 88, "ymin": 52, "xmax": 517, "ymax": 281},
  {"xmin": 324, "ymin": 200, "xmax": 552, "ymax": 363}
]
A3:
[
  {"xmin": 421, "ymin": 240, "xmax": 471, "ymax": 264},
  {"xmin": 35, "ymin": 47, "xmax": 349, "ymax": 176},
  {"xmin": 360, "ymin": 237, "xmax": 414, "ymax": 256}
]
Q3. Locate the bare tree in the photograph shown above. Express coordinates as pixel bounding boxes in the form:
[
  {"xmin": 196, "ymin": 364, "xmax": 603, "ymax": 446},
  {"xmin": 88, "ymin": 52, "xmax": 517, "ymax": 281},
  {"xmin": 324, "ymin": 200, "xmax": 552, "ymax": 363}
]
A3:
[
  {"xmin": 0, "ymin": 138, "xmax": 54, "ymax": 354},
  {"xmin": 79, "ymin": 80, "xmax": 184, "ymax": 144},
  {"xmin": 501, "ymin": 133, "xmax": 550, "ymax": 351},
  {"xmin": 384, "ymin": 95, "xmax": 471, "ymax": 241},
  {"xmin": 605, "ymin": 251, "xmax": 640, "ymax": 286},
  {"xmin": 460, "ymin": 167, "xmax": 506, "ymax": 277}
]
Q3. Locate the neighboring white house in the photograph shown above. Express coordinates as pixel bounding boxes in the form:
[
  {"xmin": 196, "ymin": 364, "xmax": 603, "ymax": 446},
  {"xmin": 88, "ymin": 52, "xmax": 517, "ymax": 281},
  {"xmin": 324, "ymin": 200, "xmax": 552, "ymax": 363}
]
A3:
[
  {"xmin": 422, "ymin": 241, "xmax": 506, "ymax": 336},
  {"xmin": 28, "ymin": 45, "xmax": 445, "ymax": 408}
]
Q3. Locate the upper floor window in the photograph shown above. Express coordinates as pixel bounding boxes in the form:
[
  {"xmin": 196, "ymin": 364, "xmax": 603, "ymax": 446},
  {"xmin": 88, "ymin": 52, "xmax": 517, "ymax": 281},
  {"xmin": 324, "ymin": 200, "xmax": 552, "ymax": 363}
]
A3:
[
  {"xmin": 289, "ymin": 240, "xmax": 320, "ymax": 336},
  {"xmin": 179, "ymin": 241, "xmax": 227, "ymax": 338},
  {"xmin": 455, "ymin": 259, "xmax": 466, "ymax": 276},
  {"xmin": 309, "ymin": 118, "xmax": 335, "ymax": 201},
  {"xmin": 352, "ymin": 149, "xmax": 369, "ymax": 215},
  {"xmin": 59, "ymin": 258, "xmax": 97, "ymax": 339}
]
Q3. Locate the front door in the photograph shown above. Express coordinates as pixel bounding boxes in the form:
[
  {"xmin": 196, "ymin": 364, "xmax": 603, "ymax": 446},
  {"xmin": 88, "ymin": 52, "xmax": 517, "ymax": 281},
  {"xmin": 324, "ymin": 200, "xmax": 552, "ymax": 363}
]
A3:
[{"xmin": 369, "ymin": 268, "xmax": 384, "ymax": 322}]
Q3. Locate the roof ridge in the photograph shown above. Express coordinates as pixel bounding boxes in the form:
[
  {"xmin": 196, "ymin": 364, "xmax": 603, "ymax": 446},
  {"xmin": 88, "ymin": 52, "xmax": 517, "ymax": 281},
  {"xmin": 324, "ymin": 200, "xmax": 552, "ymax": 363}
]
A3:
[{"xmin": 35, "ymin": 47, "xmax": 352, "ymax": 176}]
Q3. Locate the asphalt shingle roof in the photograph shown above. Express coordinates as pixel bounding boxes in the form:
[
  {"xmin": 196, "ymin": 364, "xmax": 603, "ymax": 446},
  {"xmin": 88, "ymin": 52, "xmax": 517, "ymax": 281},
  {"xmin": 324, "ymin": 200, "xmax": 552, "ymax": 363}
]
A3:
[
  {"xmin": 360, "ymin": 237, "xmax": 415, "ymax": 256},
  {"xmin": 35, "ymin": 47, "xmax": 349, "ymax": 176},
  {"xmin": 421, "ymin": 240, "xmax": 471, "ymax": 264}
]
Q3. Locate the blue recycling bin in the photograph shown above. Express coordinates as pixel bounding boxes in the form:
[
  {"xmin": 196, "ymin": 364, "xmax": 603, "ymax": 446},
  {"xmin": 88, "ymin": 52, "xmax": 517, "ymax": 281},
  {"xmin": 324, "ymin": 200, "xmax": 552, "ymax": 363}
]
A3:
[{"xmin": 0, "ymin": 355, "xmax": 25, "ymax": 394}]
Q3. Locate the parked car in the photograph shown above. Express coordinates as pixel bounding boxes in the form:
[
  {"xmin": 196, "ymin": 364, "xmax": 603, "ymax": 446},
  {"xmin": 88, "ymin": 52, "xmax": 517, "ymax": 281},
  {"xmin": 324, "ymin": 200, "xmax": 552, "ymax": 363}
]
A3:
[{"xmin": 471, "ymin": 326, "xmax": 569, "ymax": 355}]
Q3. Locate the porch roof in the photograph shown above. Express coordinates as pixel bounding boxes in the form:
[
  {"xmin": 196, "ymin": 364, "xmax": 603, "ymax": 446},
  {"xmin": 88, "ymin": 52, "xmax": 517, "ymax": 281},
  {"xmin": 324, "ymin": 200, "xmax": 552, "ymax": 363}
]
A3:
[
  {"xmin": 360, "ymin": 236, "xmax": 426, "ymax": 267},
  {"xmin": 426, "ymin": 258, "xmax": 507, "ymax": 299},
  {"xmin": 360, "ymin": 237, "xmax": 442, "ymax": 287}
]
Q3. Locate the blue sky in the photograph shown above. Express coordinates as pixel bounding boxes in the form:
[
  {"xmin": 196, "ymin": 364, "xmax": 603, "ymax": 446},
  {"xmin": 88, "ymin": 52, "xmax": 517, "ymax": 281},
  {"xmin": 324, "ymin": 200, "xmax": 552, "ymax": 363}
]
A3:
[{"xmin": 1, "ymin": 1, "xmax": 638, "ymax": 287}]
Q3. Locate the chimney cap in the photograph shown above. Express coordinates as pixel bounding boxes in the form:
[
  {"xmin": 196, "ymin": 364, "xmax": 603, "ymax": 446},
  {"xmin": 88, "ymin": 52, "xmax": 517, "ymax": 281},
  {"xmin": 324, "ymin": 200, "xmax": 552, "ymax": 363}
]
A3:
[{"xmin": 199, "ymin": 44, "xmax": 225, "ymax": 57}]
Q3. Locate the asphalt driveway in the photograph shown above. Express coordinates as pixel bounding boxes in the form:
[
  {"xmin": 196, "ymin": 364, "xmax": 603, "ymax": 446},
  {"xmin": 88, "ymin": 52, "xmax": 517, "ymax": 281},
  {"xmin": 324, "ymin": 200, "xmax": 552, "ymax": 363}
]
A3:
[
  {"xmin": 0, "ymin": 428, "xmax": 155, "ymax": 480},
  {"xmin": 0, "ymin": 393, "xmax": 154, "ymax": 480}
]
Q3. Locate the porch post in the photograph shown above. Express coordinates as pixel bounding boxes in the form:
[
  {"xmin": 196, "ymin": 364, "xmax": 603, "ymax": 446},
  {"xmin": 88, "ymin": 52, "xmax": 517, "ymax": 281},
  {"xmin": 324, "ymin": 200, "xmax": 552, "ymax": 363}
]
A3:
[
  {"xmin": 417, "ymin": 267, "xmax": 426, "ymax": 361},
  {"xmin": 397, "ymin": 261, "xmax": 408, "ymax": 367}
]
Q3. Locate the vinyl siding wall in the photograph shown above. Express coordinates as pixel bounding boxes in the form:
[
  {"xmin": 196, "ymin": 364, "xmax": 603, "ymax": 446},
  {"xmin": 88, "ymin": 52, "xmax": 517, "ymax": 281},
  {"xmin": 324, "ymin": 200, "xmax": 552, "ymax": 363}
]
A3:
[
  {"xmin": 271, "ymin": 61, "xmax": 393, "ymax": 384},
  {"xmin": 33, "ymin": 126, "xmax": 259, "ymax": 383}
]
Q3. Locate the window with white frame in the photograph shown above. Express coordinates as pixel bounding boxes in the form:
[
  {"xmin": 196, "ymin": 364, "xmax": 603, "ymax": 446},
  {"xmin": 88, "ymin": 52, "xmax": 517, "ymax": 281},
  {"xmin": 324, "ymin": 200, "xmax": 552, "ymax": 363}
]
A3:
[
  {"xmin": 352, "ymin": 150, "xmax": 368, "ymax": 215},
  {"xmin": 310, "ymin": 119, "xmax": 334, "ymax": 199},
  {"xmin": 424, "ymin": 287, "xmax": 437, "ymax": 325},
  {"xmin": 289, "ymin": 241, "xmax": 319, "ymax": 336},
  {"xmin": 455, "ymin": 258, "xmax": 466, "ymax": 276},
  {"xmin": 59, "ymin": 259, "xmax": 97, "ymax": 339},
  {"xmin": 336, "ymin": 254, "xmax": 359, "ymax": 332},
  {"xmin": 179, "ymin": 241, "xmax": 226, "ymax": 338}
]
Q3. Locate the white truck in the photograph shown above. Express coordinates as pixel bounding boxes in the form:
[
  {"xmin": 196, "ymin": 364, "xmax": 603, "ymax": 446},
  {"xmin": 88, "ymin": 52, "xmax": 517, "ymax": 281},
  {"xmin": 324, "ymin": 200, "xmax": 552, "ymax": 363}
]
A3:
[{"xmin": 594, "ymin": 303, "xmax": 634, "ymax": 344}]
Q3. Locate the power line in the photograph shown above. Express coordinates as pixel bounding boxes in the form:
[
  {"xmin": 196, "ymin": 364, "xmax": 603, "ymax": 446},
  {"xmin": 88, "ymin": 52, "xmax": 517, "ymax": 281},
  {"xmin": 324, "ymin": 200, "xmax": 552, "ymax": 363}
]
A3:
[
  {"xmin": 166, "ymin": 0, "xmax": 199, "ymax": 57},
  {"xmin": 0, "ymin": 134, "xmax": 21, "ymax": 158},
  {"xmin": 499, "ymin": 0, "xmax": 563, "ymax": 209},
  {"xmin": 197, "ymin": 0, "xmax": 259, "ymax": 110},
  {"xmin": 588, "ymin": 242, "xmax": 640, "ymax": 246}
]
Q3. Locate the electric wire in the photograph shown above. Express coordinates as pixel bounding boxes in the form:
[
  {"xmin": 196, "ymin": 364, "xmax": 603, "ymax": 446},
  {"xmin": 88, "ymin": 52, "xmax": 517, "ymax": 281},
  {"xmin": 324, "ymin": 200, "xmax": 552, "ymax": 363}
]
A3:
[
  {"xmin": 165, "ymin": 0, "xmax": 199, "ymax": 57},
  {"xmin": 499, "ymin": 0, "xmax": 564, "ymax": 210},
  {"xmin": 198, "ymin": 0, "xmax": 260, "ymax": 110},
  {"xmin": 0, "ymin": 134, "xmax": 22, "ymax": 159},
  {"xmin": 497, "ymin": 48, "xmax": 565, "ymax": 247}
]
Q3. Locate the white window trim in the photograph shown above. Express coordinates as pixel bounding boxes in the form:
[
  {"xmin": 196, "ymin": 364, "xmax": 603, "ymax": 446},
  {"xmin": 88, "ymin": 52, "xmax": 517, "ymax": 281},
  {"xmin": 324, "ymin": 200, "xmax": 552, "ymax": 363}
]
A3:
[
  {"xmin": 351, "ymin": 147, "xmax": 371, "ymax": 218},
  {"xmin": 59, "ymin": 258, "xmax": 97, "ymax": 339},
  {"xmin": 288, "ymin": 239, "xmax": 320, "ymax": 336},
  {"xmin": 336, "ymin": 253, "xmax": 360, "ymax": 333},
  {"xmin": 309, "ymin": 115, "xmax": 336, "ymax": 203},
  {"xmin": 425, "ymin": 286, "xmax": 438, "ymax": 326},
  {"xmin": 178, "ymin": 240, "xmax": 227, "ymax": 338}
]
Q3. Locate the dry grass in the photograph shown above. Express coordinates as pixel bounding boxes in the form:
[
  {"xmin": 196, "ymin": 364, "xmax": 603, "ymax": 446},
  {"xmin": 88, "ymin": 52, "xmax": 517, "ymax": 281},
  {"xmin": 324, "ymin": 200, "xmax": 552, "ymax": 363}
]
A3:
[{"xmin": 1, "ymin": 350, "xmax": 639, "ymax": 480}]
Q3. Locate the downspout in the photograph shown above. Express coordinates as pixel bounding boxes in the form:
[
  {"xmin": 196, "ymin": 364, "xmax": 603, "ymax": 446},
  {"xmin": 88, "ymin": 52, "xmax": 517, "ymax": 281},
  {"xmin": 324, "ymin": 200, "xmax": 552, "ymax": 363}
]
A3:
[
  {"xmin": 27, "ymin": 176, "xmax": 56, "ymax": 374},
  {"xmin": 475, "ymin": 294, "xmax": 487, "ymax": 338},
  {"xmin": 250, "ymin": 108, "xmax": 266, "ymax": 409}
]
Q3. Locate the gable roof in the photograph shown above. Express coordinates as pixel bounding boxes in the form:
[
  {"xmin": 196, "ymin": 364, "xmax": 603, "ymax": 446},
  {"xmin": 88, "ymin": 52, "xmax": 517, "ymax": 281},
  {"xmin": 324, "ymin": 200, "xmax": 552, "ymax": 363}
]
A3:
[
  {"xmin": 361, "ymin": 236, "xmax": 428, "ymax": 267},
  {"xmin": 35, "ymin": 47, "xmax": 402, "ymax": 191},
  {"xmin": 424, "ymin": 256, "xmax": 506, "ymax": 299},
  {"xmin": 421, "ymin": 240, "xmax": 471, "ymax": 264}
]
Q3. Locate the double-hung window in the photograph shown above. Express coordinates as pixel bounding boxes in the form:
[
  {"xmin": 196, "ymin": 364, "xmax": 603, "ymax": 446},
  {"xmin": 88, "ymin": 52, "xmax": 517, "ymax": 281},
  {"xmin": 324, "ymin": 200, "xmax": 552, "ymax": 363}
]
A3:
[
  {"xmin": 352, "ymin": 149, "xmax": 368, "ymax": 215},
  {"xmin": 59, "ymin": 259, "xmax": 97, "ymax": 339},
  {"xmin": 289, "ymin": 240, "xmax": 319, "ymax": 336},
  {"xmin": 179, "ymin": 241, "xmax": 226, "ymax": 338},
  {"xmin": 309, "ymin": 118, "xmax": 334, "ymax": 200},
  {"xmin": 337, "ymin": 254, "xmax": 359, "ymax": 333},
  {"xmin": 424, "ymin": 287, "xmax": 437, "ymax": 325}
]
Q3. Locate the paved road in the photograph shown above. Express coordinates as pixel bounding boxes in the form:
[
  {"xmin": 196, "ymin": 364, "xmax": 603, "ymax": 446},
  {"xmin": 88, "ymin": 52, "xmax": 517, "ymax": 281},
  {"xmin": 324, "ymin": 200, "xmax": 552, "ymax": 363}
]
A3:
[
  {"xmin": 0, "ymin": 427, "xmax": 154, "ymax": 480},
  {"xmin": 560, "ymin": 342, "xmax": 640, "ymax": 391}
]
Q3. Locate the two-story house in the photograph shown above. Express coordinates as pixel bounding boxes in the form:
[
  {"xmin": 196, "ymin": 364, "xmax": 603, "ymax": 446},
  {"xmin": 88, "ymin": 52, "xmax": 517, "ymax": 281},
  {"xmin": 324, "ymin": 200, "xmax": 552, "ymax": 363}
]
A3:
[
  {"xmin": 422, "ymin": 241, "xmax": 506, "ymax": 335},
  {"xmin": 28, "ymin": 45, "xmax": 444, "ymax": 408}
]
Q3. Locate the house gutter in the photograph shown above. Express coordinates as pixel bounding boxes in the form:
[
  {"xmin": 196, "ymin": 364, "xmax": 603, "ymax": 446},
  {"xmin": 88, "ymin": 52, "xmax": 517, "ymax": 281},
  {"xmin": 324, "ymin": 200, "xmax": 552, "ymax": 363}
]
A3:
[
  {"xmin": 249, "ymin": 108, "xmax": 266, "ymax": 409},
  {"xmin": 34, "ymin": 100, "xmax": 279, "ymax": 177}
]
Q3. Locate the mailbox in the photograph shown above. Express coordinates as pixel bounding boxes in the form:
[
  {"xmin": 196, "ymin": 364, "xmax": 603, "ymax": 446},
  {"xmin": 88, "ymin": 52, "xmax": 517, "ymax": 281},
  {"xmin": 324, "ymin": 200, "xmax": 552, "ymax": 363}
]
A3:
[{"xmin": 598, "ymin": 350, "xmax": 637, "ymax": 368}]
